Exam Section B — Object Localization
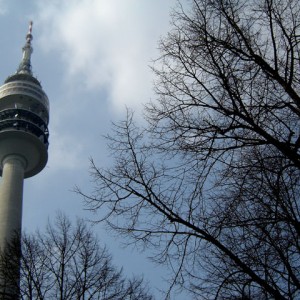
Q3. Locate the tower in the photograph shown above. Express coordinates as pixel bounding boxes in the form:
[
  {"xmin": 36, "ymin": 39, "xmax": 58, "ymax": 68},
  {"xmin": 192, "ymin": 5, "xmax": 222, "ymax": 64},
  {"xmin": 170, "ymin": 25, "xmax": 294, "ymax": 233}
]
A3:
[{"xmin": 0, "ymin": 22, "xmax": 49, "ymax": 297}]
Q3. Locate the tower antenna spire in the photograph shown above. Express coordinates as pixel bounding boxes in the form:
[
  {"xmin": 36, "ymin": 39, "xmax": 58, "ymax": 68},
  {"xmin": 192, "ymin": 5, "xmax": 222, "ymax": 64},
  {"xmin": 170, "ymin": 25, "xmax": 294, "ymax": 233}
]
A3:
[
  {"xmin": 28, "ymin": 20, "xmax": 33, "ymax": 40},
  {"xmin": 17, "ymin": 21, "xmax": 34, "ymax": 75}
]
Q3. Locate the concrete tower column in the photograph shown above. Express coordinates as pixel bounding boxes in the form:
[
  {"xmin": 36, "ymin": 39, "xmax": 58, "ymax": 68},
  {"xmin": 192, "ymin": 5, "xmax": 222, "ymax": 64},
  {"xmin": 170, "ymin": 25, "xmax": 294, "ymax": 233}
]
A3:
[
  {"xmin": 0, "ymin": 155, "xmax": 26, "ymax": 299},
  {"xmin": 0, "ymin": 155, "xmax": 26, "ymax": 251}
]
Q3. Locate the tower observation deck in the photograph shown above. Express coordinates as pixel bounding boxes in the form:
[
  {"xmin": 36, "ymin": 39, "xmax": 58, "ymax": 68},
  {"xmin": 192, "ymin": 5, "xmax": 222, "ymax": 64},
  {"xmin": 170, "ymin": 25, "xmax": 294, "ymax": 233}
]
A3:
[
  {"xmin": 0, "ymin": 21, "xmax": 49, "ymax": 178},
  {"xmin": 0, "ymin": 22, "xmax": 50, "ymax": 298}
]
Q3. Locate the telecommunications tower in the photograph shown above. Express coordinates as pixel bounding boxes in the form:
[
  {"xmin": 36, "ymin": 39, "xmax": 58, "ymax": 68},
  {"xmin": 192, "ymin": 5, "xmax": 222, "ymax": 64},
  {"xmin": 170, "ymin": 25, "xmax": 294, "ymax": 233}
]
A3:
[{"xmin": 0, "ymin": 22, "xmax": 49, "ymax": 297}]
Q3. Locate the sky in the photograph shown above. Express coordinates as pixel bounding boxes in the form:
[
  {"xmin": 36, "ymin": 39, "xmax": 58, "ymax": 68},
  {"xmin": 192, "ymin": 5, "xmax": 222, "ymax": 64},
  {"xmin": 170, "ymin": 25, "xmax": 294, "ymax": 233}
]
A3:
[{"xmin": 0, "ymin": 0, "xmax": 185, "ymax": 298}]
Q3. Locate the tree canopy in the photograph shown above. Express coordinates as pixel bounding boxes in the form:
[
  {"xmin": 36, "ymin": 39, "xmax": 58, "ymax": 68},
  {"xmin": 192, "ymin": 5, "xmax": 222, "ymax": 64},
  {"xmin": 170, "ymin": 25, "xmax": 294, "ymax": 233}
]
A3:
[
  {"xmin": 81, "ymin": 0, "xmax": 300, "ymax": 298},
  {"xmin": 0, "ymin": 213, "xmax": 153, "ymax": 300}
]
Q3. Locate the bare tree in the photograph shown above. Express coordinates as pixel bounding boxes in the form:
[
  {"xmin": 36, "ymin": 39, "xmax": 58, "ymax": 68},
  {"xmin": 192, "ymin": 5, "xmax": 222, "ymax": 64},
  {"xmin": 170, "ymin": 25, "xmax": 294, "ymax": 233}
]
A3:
[
  {"xmin": 80, "ymin": 0, "xmax": 300, "ymax": 299},
  {"xmin": 0, "ymin": 213, "xmax": 153, "ymax": 300},
  {"xmin": 0, "ymin": 234, "xmax": 21, "ymax": 300}
]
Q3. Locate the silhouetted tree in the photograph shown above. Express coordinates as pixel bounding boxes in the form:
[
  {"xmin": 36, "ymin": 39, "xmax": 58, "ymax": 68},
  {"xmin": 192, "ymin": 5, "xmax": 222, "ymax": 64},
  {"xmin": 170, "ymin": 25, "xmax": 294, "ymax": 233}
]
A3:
[
  {"xmin": 0, "ymin": 235, "xmax": 21, "ymax": 300},
  {"xmin": 80, "ymin": 0, "xmax": 300, "ymax": 299},
  {"xmin": 0, "ymin": 213, "xmax": 153, "ymax": 300}
]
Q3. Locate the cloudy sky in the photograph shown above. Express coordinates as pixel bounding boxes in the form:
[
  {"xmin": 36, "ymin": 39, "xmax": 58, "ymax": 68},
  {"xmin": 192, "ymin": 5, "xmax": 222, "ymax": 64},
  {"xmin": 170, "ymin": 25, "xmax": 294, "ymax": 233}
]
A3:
[{"xmin": 0, "ymin": 0, "xmax": 183, "ymax": 298}]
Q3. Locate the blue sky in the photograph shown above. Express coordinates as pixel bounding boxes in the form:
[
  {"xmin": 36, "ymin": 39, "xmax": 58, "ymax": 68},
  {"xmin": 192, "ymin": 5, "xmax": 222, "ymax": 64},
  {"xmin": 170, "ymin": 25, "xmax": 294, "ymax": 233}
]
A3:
[{"xmin": 0, "ymin": 0, "xmax": 183, "ymax": 298}]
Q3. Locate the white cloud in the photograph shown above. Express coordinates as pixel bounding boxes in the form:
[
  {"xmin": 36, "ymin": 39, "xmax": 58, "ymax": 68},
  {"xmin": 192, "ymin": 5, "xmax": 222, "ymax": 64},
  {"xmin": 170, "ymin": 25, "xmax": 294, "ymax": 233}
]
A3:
[
  {"xmin": 47, "ymin": 129, "xmax": 84, "ymax": 172},
  {"xmin": 35, "ymin": 0, "xmax": 175, "ymax": 111},
  {"xmin": 0, "ymin": 0, "xmax": 7, "ymax": 15}
]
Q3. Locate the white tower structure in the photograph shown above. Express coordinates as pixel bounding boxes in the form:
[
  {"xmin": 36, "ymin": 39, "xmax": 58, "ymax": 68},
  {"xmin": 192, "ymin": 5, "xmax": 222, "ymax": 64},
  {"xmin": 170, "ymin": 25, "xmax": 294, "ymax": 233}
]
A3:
[{"xmin": 0, "ymin": 22, "xmax": 49, "ymax": 297}]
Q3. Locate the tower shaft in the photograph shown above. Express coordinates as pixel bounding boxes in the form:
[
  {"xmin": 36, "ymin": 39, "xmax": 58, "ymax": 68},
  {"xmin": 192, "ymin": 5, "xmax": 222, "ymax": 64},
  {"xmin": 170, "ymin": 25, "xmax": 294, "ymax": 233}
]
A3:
[
  {"xmin": 0, "ymin": 155, "xmax": 25, "ymax": 299},
  {"xmin": 0, "ymin": 155, "xmax": 25, "ymax": 251}
]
